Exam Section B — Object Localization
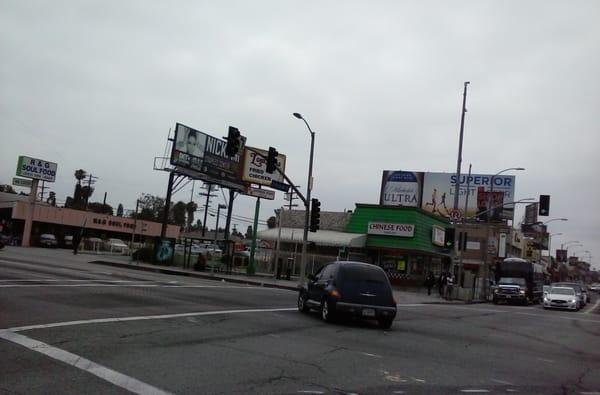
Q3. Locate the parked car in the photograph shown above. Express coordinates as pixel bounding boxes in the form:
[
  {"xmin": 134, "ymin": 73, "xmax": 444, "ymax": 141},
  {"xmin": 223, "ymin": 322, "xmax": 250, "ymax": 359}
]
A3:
[
  {"xmin": 589, "ymin": 283, "xmax": 600, "ymax": 292},
  {"xmin": 39, "ymin": 233, "xmax": 58, "ymax": 248},
  {"xmin": 105, "ymin": 238, "xmax": 129, "ymax": 254},
  {"xmin": 297, "ymin": 261, "xmax": 397, "ymax": 329},
  {"xmin": 580, "ymin": 285, "xmax": 591, "ymax": 303},
  {"xmin": 64, "ymin": 235, "xmax": 73, "ymax": 247},
  {"xmin": 551, "ymin": 282, "xmax": 586, "ymax": 307}
]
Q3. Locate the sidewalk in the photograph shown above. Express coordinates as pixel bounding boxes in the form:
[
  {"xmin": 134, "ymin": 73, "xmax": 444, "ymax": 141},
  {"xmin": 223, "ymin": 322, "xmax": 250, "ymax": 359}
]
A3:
[
  {"xmin": 88, "ymin": 257, "xmax": 467, "ymax": 304},
  {"xmin": 89, "ymin": 257, "xmax": 300, "ymax": 291}
]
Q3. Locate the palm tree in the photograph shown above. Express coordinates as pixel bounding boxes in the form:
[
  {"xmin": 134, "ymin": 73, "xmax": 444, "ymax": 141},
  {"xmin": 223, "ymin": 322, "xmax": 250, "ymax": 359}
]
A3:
[{"xmin": 74, "ymin": 169, "xmax": 87, "ymax": 185}]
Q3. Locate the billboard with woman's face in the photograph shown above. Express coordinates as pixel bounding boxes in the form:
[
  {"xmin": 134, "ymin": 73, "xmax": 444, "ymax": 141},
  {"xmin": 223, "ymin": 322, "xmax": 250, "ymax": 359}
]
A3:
[{"xmin": 170, "ymin": 123, "xmax": 208, "ymax": 172}]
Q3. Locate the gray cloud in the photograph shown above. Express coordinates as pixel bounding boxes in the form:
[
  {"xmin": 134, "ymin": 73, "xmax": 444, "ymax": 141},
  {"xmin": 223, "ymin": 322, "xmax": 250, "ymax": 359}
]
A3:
[{"xmin": 1, "ymin": 0, "xmax": 599, "ymax": 267}]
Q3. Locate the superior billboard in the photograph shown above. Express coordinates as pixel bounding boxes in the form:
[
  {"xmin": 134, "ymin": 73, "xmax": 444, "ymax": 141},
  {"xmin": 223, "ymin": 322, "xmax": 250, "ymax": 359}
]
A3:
[
  {"xmin": 421, "ymin": 172, "xmax": 516, "ymax": 220},
  {"xmin": 379, "ymin": 171, "xmax": 423, "ymax": 207}
]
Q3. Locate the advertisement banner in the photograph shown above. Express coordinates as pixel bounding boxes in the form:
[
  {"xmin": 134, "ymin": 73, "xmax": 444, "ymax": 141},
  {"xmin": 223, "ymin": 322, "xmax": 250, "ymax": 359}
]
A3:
[
  {"xmin": 16, "ymin": 156, "xmax": 58, "ymax": 182},
  {"xmin": 431, "ymin": 225, "xmax": 445, "ymax": 247},
  {"xmin": 242, "ymin": 147, "xmax": 286, "ymax": 186},
  {"xmin": 170, "ymin": 123, "xmax": 208, "ymax": 173},
  {"xmin": 379, "ymin": 171, "xmax": 423, "ymax": 206},
  {"xmin": 200, "ymin": 134, "xmax": 244, "ymax": 186},
  {"xmin": 421, "ymin": 172, "xmax": 516, "ymax": 220},
  {"xmin": 170, "ymin": 123, "xmax": 246, "ymax": 190}
]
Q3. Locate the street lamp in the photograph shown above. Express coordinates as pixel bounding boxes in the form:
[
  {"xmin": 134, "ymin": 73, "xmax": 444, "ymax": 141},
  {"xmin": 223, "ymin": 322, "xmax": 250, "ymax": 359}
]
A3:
[
  {"xmin": 293, "ymin": 112, "xmax": 316, "ymax": 285},
  {"xmin": 548, "ymin": 232, "xmax": 563, "ymax": 258}
]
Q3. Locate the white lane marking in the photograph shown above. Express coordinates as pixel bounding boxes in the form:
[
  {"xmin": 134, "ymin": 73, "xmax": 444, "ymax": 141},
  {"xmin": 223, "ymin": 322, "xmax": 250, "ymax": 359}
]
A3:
[
  {"xmin": 506, "ymin": 390, "xmax": 518, "ymax": 393},
  {"xmin": 359, "ymin": 352, "xmax": 382, "ymax": 358},
  {"xmin": 491, "ymin": 379, "xmax": 515, "ymax": 385},
  {"xmin": 536, "ymin": 358, "xmax": 555, "ymax": 363},
  {"xmin": 297, "ymin": 391, "xmax": 324, "ymax": 394},
  {"xmin": 413, "ymin": 378, "xmax": 426, "ymax": 383},
  {"xmin": 0, "ymin": 279, "xmax": 146, "ymax": 282},
  {"xmin": 0, "ymin": 284, "xmax": 275, "ymax": 289},
  {"xmin": 393, "ymin": 392, "xmax": 405, "ymax": 394},
  {"xmin": 580, "ymin": 392, "xmax": 600, "ymax": 395},
  {"xmin": 0, "ymin": 330, "xmax": 171, "ymax": 395},
  {"xmin": 6, "ymin": 307, "xmax": 297, "ymax": 332},
  {"xmin": 515, "ymin": 312, "xmax": 600, "ymax": 324},
  {"xmin": 460, "ymin": 390, "xmax": 490, "ymax": 393},
  {"xmin": 584, "ymin": 299, "xmax": 600, "ymax": 315}
]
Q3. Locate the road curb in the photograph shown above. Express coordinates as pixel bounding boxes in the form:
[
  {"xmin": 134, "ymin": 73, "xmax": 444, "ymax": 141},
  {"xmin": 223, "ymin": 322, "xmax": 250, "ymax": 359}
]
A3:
[{"xmin": 89, "ymin": 260, "xmax": 299, "ymax": 292}]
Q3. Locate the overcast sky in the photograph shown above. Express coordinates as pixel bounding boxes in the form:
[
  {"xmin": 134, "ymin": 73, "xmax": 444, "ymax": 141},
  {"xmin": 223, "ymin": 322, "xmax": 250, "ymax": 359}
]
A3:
[{"xmin": 1, "ymin": 1, "xmax": 599, "ymax": 268}]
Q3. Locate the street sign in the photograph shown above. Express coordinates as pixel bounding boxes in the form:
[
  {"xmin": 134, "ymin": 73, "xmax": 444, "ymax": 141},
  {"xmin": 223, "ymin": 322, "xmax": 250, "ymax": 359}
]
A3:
[
  {"xmin": 245, "ymin": 186, "xmax": 275, "ymax": 200},
  {"xmin": 449, "ymin": 209, "xmax": 463, "ymax": 221},
  {"xmin": 12, "ymin": 177, "xmax": 32, "ymax": 188},
  {"xmin": 270, "ymin": 180, "xmax": 290, "ymax": 192},
  {"xmin": 16, "ymin": 156, "xmax": 58, "ymax": 182}
]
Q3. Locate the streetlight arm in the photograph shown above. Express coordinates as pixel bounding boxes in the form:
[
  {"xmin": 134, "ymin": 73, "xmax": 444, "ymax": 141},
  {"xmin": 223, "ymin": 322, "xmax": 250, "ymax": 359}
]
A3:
[{"xmin": 467, "ymin": 198, "xmax": 535, "ymax": 220}]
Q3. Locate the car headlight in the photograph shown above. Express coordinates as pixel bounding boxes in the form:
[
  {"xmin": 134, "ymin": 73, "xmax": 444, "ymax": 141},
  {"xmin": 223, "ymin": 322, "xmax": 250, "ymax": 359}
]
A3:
[
  {"xmin": 494, "ymin": 289, "xmax": 499, "ymax": 294},
  {"xmin": 570, "ymin": 299, "xmax": 577, "ymax": 303},
  {"xmin": 519, "ymin": 290, "xmax": 526, "ymax": 295},
  {"xmin": 543, "ymin": 297, "xmax": 549, "ymax": 302}
]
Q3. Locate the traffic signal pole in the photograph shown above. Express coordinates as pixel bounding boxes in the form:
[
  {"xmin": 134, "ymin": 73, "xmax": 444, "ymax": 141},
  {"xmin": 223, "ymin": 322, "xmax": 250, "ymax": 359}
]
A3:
[{"xmin": 300, "ymin": 124, "xmax": 315, "ymax": 285}]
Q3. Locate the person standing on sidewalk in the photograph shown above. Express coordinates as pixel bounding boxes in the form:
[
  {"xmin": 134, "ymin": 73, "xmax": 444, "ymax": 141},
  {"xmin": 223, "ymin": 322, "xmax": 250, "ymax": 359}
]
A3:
[
  {"xmin": 438, "ymin": 272, "xmax": 445, "ymax": 296},
  {"xmin": 445, "ymin": 273, "xmax": 454, "ymax": 300},
  {"xmin": 424, "ymin": 271, "xmax": 435, "ymax": 295}
]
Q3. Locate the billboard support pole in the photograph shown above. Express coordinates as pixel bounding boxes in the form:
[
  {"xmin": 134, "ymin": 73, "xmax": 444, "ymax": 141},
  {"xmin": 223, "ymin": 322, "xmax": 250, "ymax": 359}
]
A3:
[
  {"xmin": 224, "ymin": 188, "xmax": 235, "ymax": 274},
  {"xmin": 248, "ymin": 193, "xmax": 260, "ymax": 275},
  {"xmin": 21, "ymin": 179, "xmax": 39, "ymax": 247},
  {"xmin": 160, "ymin": 171, "xmax": 175, "ymax": 239}
]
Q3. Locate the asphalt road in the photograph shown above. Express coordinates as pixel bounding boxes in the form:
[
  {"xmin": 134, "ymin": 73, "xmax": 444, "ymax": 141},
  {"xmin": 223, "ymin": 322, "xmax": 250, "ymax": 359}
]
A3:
[{"xmin": 1, "ymin": 248, "xmax": 599, "ymax": 395}]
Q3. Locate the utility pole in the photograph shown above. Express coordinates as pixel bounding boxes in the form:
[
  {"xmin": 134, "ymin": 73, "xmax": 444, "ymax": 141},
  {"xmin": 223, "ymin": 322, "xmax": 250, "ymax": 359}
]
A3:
[
  {"xmin": 199, "ymin": 184, "xmax": 216, "ymax": 237},
  {"xmin": 453, "ymin": 81, "xmax": 470, "ymax": 210}
]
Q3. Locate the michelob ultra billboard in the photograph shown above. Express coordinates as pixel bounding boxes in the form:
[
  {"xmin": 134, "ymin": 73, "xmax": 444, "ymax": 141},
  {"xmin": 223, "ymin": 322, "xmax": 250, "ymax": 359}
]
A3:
[{"xmin": 380, "ymin": 171, "xmax": 517, "ymax": 220}]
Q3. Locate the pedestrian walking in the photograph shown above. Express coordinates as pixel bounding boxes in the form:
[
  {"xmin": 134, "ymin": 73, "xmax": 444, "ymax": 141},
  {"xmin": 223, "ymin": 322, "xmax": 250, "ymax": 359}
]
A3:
[
  {"xmin": 438, "ymin": 272, "xmax": 446, "ymax": 297},
  {"xmin": 445, "ymin": 273, "xmax": 454, "ymax": 300},
  {"xmin": 425, "ymin": 271, "xmax": 435, "ymax": 296}
]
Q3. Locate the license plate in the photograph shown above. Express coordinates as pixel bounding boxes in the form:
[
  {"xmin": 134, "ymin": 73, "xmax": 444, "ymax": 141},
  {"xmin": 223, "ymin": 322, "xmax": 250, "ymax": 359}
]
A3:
[
  {"xmin": 362, "ymin": 309, "xmax": 375, "ymax": 317},
  {"xmin": 506, "ymin": 295, "xmax": 511, "ymax": 299}
]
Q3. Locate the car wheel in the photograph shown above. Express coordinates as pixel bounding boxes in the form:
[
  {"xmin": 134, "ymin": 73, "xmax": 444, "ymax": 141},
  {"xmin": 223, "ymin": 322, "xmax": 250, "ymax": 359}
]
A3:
[
  {"xmin": 378, "ymin": 318, "xmax": 394, "ymax": 329},
  {"xmin": 297, "ymin": 292, "xmax": 309, "ymax": 313},
  {"xmin": 321, "ymin": 299, "xmax": 335, "ymax": 323}
]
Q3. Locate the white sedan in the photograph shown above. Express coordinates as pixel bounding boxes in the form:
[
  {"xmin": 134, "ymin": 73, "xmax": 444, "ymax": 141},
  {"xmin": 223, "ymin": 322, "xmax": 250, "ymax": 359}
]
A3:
[{"xmin": 543, "ymin": 287, "xmax": 580, "ymax": 311}]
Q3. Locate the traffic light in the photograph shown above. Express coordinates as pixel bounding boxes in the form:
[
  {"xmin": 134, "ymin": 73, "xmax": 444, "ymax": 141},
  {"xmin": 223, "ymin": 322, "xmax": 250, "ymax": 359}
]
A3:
[
  {"xmin": 538, "ymin": 195, "xmax": 550, "ymax": 216},
  {"xmin": 444, "ymin": 228, "xmax": 455, "ymax": 249},
  {"xmin": 310, "ymin": 198, "xmax": 321, "ymax": 232},
  {"xmin": 225, "ymin": 126, "xmax": 242, "ymax": 157},
  {"xmin": 266, "ymin": 147, "xmax": 278, "ymax": 174}
]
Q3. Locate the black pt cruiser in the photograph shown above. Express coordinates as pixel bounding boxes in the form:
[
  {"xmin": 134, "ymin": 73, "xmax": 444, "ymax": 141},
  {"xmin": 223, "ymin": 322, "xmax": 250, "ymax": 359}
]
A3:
[{"xmin": 297, "ymin": 261, "xmax": 397, "ymax": 329}]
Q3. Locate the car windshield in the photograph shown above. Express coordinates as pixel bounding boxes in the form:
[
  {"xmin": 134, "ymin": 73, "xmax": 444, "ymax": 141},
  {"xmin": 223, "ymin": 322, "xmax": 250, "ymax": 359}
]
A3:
[
  {"xmin": 498, "ymin": 277, "xmax": 526, "ymax": 286},
  {"xmin": 550, "ymin": 288, "xmax": 575, "ymax": 295}
]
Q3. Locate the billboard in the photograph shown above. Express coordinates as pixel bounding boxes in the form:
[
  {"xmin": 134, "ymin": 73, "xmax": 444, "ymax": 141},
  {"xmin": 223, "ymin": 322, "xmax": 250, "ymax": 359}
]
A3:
[
  {"xmin": 170, "ymin": 123, "xmax": 208, "ymax": 173},
  {"xmin": 379, "ymin": 171, "xmax": 423, "ymax": 207},
  {"xmin": 421, "ymin": 172, "xmax": 516, "ymax": 220},
  {"xmin": 16, "ymin": 156, "xmax": 58, "ymax": 182},
  {"xmin": 242, "ymin": 147, "xmax": 286, "ymax": 186},
  {"xmin": 170, "ymin": 123, "xmax": 245, "ymax": 190}
]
